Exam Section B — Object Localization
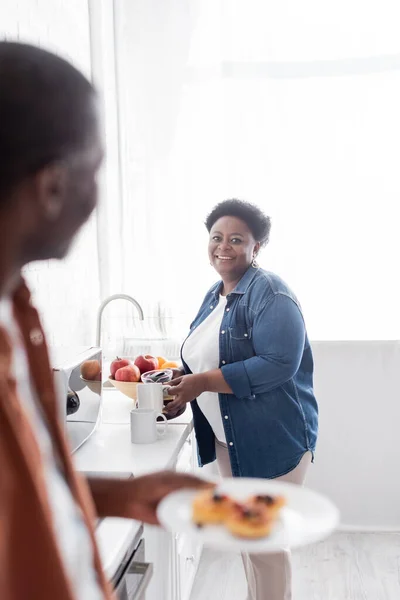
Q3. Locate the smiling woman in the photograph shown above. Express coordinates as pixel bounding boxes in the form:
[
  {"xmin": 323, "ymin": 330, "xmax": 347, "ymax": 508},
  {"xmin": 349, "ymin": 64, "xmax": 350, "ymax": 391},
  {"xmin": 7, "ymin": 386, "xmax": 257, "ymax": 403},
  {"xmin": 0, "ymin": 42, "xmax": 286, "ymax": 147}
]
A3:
[
  {"xmin": 206, "ymin": 199, "xmax": 271, "ymax": 294},
  {"xmin": 166, "ymin": 198, "xmax": 318, "ymax": 600}
]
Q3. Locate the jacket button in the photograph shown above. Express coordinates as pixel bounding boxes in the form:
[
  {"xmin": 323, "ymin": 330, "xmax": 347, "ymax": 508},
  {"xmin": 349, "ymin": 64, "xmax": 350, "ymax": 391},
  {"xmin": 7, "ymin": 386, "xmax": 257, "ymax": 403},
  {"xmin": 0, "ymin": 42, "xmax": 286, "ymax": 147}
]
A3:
[
  {"xmin": 224, "ymin": 415, "xmax": 228, "ymax": 420},
  {"xmin": 226, "ymin": 308, "xmax": 230, "ymax": 312},
  {"xmin": 244, "ymin": 333, "xmax": 248, "ymax": 337},
  {"xmin": 229, "ymin": 442, "xmax": 234, "ymax": 446},
  {"xmin": 221, "ymin": 360, "xmax": 226, "ymax": 365},
  {"xmin": 210, "ymin": 305, "xmax": 213, "ymax": 309},
  {"xmin": 221, "ymin": 330, "xmax": 225, "ymax": 335}
]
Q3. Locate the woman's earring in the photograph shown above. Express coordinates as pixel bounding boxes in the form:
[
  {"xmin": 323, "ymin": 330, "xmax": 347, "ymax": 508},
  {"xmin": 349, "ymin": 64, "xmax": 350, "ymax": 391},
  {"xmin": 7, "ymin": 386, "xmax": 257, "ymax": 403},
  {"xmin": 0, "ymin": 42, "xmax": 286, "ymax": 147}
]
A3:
[{"xmin": 252, "ymin": 256, "xmax": 259, "ymax": 269}]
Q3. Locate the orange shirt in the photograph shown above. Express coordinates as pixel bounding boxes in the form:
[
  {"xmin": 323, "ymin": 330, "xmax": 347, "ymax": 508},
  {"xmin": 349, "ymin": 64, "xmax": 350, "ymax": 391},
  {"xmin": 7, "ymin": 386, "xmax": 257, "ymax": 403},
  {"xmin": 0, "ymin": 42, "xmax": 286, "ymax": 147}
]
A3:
[{"xmin": 0, "ymin": 280, "xmax": 114, "ymax": 600}]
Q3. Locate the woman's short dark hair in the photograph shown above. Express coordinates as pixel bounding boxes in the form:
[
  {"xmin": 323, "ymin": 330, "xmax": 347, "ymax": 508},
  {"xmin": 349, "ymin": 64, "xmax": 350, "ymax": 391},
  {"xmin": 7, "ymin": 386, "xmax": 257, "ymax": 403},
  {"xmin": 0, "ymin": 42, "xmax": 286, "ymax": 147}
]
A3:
[{"xmin": 205, "ymin": 199, "xmax": 271, "ymax": 246}]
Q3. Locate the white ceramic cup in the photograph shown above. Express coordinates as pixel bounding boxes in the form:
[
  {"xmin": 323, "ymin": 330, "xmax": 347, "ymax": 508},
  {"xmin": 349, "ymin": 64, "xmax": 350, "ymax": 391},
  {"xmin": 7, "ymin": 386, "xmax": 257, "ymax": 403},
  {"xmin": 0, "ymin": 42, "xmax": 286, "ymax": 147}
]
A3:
[
  {"xmin": 137, "ymin": 382, "xmax": 164, "ymax": 412},
  {"xmin": 130, "ymin": 408, "xmax": 168, "ymax": 444}
]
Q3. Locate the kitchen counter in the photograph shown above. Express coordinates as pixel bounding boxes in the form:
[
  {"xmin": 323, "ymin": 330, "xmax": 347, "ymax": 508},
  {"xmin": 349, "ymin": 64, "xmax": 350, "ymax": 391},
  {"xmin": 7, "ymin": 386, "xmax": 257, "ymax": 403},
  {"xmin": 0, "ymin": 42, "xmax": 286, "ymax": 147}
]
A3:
[
  {"xmin": 74, "ymin": 420, "xmax": 192, "ymax": 476},
  {"xmin": 74, "ymin": 390, "xmax": 194, "ymax": 586}
]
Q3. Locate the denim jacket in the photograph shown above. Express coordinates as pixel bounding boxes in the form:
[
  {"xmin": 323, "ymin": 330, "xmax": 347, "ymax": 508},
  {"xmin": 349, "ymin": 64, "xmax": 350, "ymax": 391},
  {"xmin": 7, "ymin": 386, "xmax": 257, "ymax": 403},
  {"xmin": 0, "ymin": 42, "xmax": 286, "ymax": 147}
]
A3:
[{"xmin": 182, "ymin": 266, "xmax": 318, "ymax": 479}]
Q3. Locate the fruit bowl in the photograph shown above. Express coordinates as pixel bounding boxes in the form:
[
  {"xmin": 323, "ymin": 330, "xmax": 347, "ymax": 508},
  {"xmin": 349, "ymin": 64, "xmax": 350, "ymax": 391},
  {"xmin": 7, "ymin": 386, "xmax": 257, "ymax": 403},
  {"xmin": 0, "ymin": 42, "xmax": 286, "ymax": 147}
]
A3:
[
  {"xmin": 79, "ymin": 376, "xmax": 102, "ymax": 394},
  {"xmin": 109, "ymin": 378, "xmax": 142, "ymax": 400}
]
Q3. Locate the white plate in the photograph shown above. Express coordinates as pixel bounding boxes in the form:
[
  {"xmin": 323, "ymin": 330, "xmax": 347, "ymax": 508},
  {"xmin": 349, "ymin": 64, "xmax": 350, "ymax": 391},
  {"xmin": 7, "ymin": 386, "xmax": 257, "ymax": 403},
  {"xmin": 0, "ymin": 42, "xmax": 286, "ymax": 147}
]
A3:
[{"xmin": 157, "ymin": 478, "xmax": 340, "ymax": 552}]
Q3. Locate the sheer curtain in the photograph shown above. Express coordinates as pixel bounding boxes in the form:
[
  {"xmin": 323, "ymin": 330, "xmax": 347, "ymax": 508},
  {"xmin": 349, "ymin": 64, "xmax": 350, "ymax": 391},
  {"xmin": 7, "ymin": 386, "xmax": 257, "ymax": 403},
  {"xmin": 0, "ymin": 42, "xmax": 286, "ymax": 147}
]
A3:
[
  {"xmin": 102, "ymin": 0, "xmax": 400, "ymax": 351},
  {"xmin": 0, "ymin": 0, "xmax": 100, "ymax": 348},
  {"xmin": 3, "ymin": 1, "xmax": 400, "ymax": 351}
]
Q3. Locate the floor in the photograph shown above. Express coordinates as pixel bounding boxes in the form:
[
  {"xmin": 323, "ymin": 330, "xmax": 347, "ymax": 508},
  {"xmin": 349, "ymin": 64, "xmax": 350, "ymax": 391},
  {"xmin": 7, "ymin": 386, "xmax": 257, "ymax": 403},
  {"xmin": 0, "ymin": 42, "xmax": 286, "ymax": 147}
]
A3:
[{"xmin": 189, "ymin": 533, "xmax": 400, "ymax": 600}]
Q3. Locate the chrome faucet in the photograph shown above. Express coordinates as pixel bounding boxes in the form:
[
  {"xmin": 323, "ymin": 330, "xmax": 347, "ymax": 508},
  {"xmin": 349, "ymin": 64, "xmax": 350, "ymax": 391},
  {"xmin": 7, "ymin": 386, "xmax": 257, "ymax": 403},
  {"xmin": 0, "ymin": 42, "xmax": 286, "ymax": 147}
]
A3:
[{"xmin": 96, "ymin": 294, "xmax": 144, "ymax": 347}]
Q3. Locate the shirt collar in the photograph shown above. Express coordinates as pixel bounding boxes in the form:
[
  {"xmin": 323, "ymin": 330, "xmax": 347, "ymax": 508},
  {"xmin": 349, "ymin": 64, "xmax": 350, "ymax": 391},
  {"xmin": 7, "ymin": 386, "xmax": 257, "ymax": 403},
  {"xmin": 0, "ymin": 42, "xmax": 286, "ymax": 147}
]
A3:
[{"xmin": 211, "ymin": 266, "xmax": 259, "ymax": 301}]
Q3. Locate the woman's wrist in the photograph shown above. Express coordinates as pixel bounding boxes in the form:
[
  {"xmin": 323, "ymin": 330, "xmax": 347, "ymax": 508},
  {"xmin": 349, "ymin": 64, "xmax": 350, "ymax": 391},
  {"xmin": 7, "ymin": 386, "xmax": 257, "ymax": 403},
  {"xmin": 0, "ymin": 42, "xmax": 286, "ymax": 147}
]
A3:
[
  {"xmin": 195, "ymin": 372, "xmax": 210, "ymax": 395},
  {"xmin": 198, "ymin": 369, "xmax": 232, "ymax": 395}
]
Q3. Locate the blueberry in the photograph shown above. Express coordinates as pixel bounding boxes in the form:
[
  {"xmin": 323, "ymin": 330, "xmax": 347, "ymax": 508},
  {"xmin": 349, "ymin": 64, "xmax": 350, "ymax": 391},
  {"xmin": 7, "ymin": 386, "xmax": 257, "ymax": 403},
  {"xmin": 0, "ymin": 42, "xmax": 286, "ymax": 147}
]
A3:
[{"xmin": 212, "ymin": 493, "xmax": 225, "ymax": 502}]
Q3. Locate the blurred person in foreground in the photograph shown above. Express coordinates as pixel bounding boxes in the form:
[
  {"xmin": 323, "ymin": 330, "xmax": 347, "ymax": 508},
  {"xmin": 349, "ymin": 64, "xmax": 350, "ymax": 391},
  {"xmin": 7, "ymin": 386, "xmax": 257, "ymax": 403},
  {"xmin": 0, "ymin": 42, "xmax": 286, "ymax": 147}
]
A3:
[{"xmin": 0, "ymin": 41, "xmax": 208, "ymax": 600}]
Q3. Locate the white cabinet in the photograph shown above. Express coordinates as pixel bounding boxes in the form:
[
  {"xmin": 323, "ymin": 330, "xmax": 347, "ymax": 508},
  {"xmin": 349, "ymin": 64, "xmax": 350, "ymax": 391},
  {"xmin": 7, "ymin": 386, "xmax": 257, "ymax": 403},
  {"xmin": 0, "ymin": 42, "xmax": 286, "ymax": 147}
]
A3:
[
  {"xmin": 174, "ymin": 530, "xmax": 202, "ymax": 600},
  {"xmin": 174, "ymin": 432, "xmax": 195, "ymax": 474},
  {"xmin": 173, "ymin": 431, "xmax": 203, "ymax": 600},
  {"xmin": 144, "ymin": 431, "xmax": 202, "ymax": 600}
]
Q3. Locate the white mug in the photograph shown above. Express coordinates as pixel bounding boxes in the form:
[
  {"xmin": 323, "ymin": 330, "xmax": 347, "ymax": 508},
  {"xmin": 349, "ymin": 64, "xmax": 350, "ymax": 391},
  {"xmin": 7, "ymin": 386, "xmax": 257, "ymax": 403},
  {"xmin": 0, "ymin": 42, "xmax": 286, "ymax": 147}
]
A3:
[
  {"xmin": 137, "ymin": 383, "xmax": 164, "ymax": 412},
  {"xmin": 130, "ymin": 408, "xmax": 168, "ymax": 444}
]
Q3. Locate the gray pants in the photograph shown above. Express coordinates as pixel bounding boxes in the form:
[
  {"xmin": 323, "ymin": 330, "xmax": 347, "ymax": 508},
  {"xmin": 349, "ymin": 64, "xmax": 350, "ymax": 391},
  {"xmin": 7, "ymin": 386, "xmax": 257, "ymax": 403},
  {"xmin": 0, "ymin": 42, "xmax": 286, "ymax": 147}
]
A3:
[{"xmin": 215, "ymin": 440, "xmax": 311, "ymax": 600}]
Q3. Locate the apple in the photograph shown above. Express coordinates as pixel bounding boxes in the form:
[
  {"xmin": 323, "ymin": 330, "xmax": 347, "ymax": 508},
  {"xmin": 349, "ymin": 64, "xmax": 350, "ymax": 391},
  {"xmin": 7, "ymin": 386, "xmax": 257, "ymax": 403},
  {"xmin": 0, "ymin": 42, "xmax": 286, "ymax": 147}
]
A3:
[
  {"xmin": 81, "ymin": 360, "xmax": 101, "ymax": 381},
  {"xmin": 110, "ymin": 356, "xmax": 131, "ymax": 378},
  {"xmin": 115, "ymin": 365, "xmax": 141, "ymax": 382},
  {"xmin": 134, "ymin": 354, "xmax": 159, "ymax": 374}
]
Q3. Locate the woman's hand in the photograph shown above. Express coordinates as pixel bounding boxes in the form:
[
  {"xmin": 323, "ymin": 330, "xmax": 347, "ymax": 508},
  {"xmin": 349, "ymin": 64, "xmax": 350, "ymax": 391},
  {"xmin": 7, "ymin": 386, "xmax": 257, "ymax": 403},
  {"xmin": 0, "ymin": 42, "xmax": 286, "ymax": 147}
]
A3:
[
  {"xmin": 164, "ymin": 373, "xmax": 207, "ymax": 415},
  {"xmin": 170, "ymin": 367, "xmax": 185, "ymax": 380},
  {"xmin": 165, "ymin": 370, "xmax": 233, "ymax": 416}
]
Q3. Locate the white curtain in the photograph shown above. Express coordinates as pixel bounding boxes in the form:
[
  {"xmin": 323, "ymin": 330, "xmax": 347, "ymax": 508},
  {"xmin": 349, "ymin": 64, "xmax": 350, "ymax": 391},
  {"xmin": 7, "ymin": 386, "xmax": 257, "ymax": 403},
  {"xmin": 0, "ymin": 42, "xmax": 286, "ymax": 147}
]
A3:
[
  {"xmin": 3, "ymin": 1, "xmax": 400, "ymax": 354},
  {"xmin": 100, "ymin": 0, "xmax": 400, "ymax": 352},
  {"xmin": 0, "ymin": 0, "xmax": 101, "ymax": 348}
]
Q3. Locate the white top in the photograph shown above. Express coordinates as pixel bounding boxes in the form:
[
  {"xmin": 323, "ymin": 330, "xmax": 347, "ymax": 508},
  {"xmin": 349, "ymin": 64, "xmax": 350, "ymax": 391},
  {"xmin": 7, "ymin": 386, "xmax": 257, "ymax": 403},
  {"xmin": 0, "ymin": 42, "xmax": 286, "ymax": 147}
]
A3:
[
  {"xmin": 182, "ymin": 295, "xmax": 227, "ymax": 443},
  {"xmin": 0, "ymin": 298, "xmax": 102, "ymax": 600}
]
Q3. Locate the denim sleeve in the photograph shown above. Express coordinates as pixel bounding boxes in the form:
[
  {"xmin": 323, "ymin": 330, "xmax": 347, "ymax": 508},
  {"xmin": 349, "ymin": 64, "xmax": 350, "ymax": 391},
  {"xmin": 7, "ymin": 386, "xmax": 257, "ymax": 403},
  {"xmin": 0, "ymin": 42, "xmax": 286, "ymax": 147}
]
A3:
[{"xmin": 221, "ymin": 294, "xmax": 306, "ymax": 399}]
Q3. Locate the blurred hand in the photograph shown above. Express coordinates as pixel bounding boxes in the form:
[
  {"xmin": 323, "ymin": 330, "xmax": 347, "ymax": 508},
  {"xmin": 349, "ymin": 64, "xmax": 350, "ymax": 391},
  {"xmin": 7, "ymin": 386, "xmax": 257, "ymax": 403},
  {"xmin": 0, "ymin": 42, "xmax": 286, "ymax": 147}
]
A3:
[{"xmin": 127, "ymin": 470, "xmax": 213, "ymax": 524}]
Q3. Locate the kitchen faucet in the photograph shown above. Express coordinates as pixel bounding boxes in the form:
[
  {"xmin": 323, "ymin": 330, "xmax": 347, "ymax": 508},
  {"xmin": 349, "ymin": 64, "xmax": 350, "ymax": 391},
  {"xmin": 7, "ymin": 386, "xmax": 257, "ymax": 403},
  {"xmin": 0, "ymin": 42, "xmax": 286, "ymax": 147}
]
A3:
[{"xmin": 96, "ymin": 294, "xmax": 144, "ymax": 347}]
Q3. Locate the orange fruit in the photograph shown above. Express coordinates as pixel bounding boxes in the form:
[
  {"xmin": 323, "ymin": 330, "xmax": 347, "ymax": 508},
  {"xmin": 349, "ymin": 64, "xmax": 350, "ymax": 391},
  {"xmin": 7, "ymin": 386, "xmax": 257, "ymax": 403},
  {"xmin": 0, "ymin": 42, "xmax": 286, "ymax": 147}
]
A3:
[
  {"xmin": 157, "ymin": 356, "xmax": 168, "ymax": 369},
  {"xmin": 162, "ymin": 360, "xmax": 179, "ymax": 369}
]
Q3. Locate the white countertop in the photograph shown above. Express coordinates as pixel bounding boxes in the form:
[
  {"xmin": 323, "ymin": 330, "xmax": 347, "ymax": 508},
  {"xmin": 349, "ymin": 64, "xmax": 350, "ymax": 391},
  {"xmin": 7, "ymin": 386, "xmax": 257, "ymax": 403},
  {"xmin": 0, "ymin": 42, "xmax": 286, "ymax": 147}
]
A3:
[
  {"xmin": 74, "ymin": 421, "xmax": 192, "ymax": 475},
  {"xmin": 75, "ymin": 390, "xmax": 193, "ymax": 582}
]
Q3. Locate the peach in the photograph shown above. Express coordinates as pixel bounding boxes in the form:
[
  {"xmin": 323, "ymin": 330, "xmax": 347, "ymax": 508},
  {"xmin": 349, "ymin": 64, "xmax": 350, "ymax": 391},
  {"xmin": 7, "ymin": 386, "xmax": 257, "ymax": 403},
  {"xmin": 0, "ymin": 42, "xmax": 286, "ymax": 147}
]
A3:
[
  {"xmin": 81, "ymin": 360, "xmax": 101, "ymax": 381},
  {"xmin": 115, "ymin": 365, "xmax": 141, "ymax": 382},
  {"xmin": 134, "ymin": 355, "xmax": 159, "ymax": 374},
  {"xmin": 110, "ymin": 357, "xmax": 131, "ymax": 378}
]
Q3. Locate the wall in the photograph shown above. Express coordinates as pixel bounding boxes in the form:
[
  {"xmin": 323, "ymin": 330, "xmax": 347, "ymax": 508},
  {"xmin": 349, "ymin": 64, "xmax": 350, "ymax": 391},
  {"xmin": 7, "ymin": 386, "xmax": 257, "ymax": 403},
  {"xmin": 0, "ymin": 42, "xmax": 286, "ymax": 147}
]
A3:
[
  {"xmin": 307, "ymin": 341, "xmax": 400, "ymax": 530},
  {"xmin": 0, "ymin": 0, "xmax": 100, "ymax": 347}
]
